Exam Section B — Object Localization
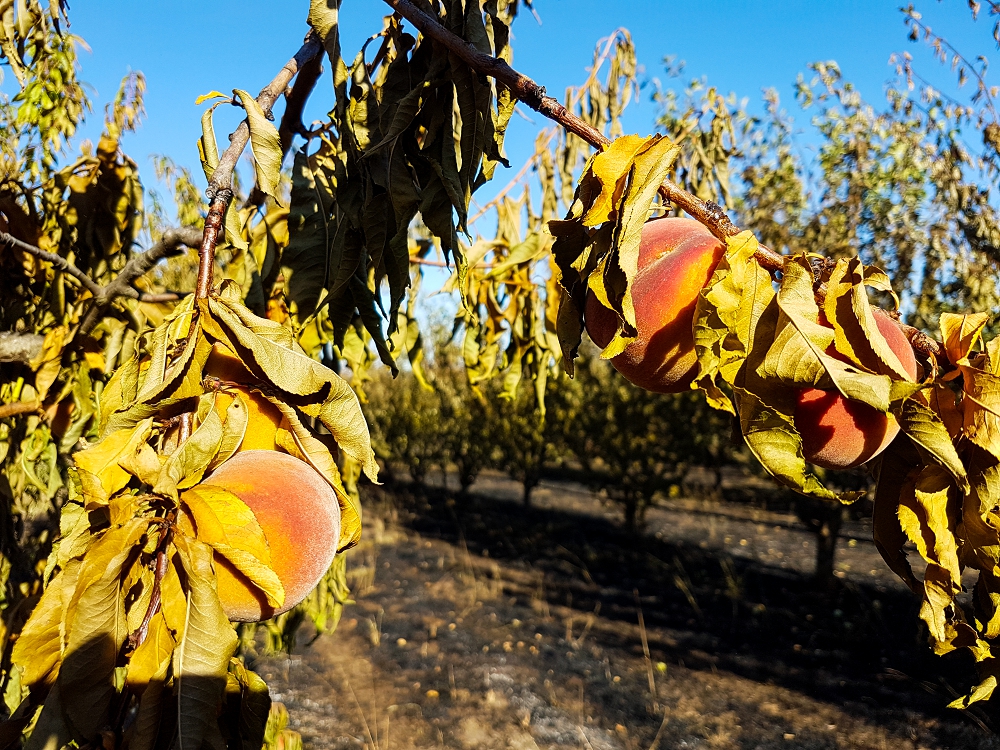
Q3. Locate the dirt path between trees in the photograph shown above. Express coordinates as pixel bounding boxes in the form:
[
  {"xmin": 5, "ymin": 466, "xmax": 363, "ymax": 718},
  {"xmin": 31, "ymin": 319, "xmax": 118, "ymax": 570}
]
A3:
[{"xmin": 254, "ymin": 477, "xmax": 999, "ymax": 750}]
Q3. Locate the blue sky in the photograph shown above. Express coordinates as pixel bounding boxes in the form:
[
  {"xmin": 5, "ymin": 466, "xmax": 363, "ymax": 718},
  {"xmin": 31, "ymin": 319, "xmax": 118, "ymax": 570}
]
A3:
[{"xmin": 55, "ymin": 0, "xmax": 991, "ymax": 213}]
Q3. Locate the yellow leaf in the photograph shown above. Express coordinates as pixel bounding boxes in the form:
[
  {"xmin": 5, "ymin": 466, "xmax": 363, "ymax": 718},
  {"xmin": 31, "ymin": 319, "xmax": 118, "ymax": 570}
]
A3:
[
  {"xmin": 180, "ymin": 484, "xmax": 284, "ymax": 608},
  {"xmin": 204, "ymin": 296, "xmax": 378, "ymax": 482},
  {"xmin": 581, "ymin": 134, "xmax": 648, "ymax": 227},
  {"xmin": 195, "ymin": 90, "xmax": 229, "ymax": 105},
  {"xmin": 898, "ymin": 465, "xmax": 962, "ymax": 587},
  {"xmin": 948, "ymin": 674, "xmax": 998, "ymax": 710},
  {"xmin": 31, "ymin": 326, "xmax": 67, "ymax": 400},
  {"xmin": 940, "ymin": 311, "xmax": 990, "ymax": 366},
  {"xmin": 823, "ymin": 258, "xmax": 913, "ymax": 380},
  {"xmin": 962, "ymin": 366, "xmax": 1000, "ymax": 460},
  {"xmin": 60, "ymin": 519, "xmax": 147, "ymax": 739},
  {"xmin": 126, "ymin": 610, "xmax": 174, "ymax": 693},
  {"xmin": 13, "ymin": 560, "xmax": 82, "ymax": 689},
  {"xmin": 75, "ymin": 419, "xmax": 153, "ymax": 505}
]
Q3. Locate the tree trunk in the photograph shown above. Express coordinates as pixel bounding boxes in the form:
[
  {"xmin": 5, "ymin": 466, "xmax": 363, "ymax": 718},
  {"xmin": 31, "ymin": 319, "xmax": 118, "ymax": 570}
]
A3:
[
  {"xmin": 623, "ymin": 497, "xmax": 638, "ymax": 533},
  {"xmin": 522, "ymin": 475, "xmax": 537, "ymax": 507},
  {"xmin": 814, "ymin": 503, "xmax": 843, "ymax": 588}
]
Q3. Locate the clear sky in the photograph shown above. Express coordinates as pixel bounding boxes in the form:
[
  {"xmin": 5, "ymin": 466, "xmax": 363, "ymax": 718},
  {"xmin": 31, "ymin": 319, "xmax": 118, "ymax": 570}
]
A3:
[{"xmin": 49, "ymin": 0, "xmax": 992, "ymax": 217}]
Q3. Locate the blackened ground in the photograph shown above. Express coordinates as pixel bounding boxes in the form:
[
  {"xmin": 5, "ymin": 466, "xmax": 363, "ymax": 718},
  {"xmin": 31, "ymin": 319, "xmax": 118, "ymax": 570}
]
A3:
[{"xmin": 253, "ymin": 473, "xmax": 999, "ymax": 750}]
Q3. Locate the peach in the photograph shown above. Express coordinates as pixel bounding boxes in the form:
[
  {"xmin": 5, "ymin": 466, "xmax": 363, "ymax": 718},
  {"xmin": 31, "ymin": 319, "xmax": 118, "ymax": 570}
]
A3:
[
  {"xmin": 795, "ymin": 309, "xmax": 918, "ymax": 469},
  {"xmin": 585, "ymin": 217, "xmax": 726, "ymax": 393},
  {"xmin": 205, "ymin": 343, "xmax": 283, "ymax": 452},
  {"xmin": 192, "ymin": 450, "xmax": 342, "ymax": 622}
]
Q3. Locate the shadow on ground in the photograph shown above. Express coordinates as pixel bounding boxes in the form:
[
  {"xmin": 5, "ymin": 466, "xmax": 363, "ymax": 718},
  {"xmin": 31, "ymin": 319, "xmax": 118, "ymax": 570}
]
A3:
[{"xmin": 374, "ymin": 478, "xmax": 994, "ymax": 740}]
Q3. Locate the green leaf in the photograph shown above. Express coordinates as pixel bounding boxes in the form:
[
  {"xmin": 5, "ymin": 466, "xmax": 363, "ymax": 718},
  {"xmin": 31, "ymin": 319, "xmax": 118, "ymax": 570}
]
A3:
[
  {"xmin": 770, "ymin": 255, "xmax": 892, "ymax": 412},
  {"xmin": 227, "ymin": 660, "xmax": 271, "ymax": 750},
  {"xmin": 732, "ymin": 386, "xmax": 852, "ymax": 503},
  {"xmin": 23, "ymin": 684, "xmax": 72, "ymax": 750},
  {"xmin": 234, "ymin": 89, "xmax": 283, "ymax": 204},
  {"xmin": 153, "ymin": 395, "xmax": 225, "ymax": 500},
  {"xmin": 692, "ymin": 231, "xmax": 773, "ymax": 413},
  {"xmin": 59, "ymin": 519, "xmax": 146, "ymax": 741},
  {"xmin": 198, "ymin": 103, "xmax": 248, "ymax": 251}
]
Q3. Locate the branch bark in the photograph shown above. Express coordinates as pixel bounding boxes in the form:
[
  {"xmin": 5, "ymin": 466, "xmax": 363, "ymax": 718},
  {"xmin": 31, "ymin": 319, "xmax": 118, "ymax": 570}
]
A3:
[
  {"xmin": 77, "ymin": 227, "xmax": 203, "ymax": 337},
  {"xmin": 0, "ymin": 332, "xmax": 44, "ymax": 364},
  {"xmin": 1, "ymin": 231, "xmax": 102, "ymax": 297},
  {"xmin": 382, "ymin": 0, "xmax": 946, "ymax": 363}
]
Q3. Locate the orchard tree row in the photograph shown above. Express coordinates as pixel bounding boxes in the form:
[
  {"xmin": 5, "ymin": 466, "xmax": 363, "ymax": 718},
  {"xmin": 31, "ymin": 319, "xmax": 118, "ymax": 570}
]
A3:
[
  {"xmin": 363, "ymin": 337, "xmax": 737, "ymax": 525},
  {"xmin": 3, "ymin": 0, "xmax": 1000, "ymax": 748}
]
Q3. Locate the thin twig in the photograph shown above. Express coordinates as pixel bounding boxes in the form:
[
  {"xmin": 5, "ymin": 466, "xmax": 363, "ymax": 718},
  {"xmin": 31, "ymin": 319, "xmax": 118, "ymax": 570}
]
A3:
[
  {"xmin": 196, "ymin": 33, "xmax": 325, "ymax": 297},
  {"xmin": 77, "ymin": 226, "xmax": 203, "ymax": 337},
  {"xmin": 383, "ymin": 0, "xmax": 947, "ymax": 363},
  {"xmin": 0, "ymin": 401, "xmax": 41, "ymax": 419},
  {"xmin": 246, "ymin": 43, "xmax": 325, "ymax": 208},
  {"xmin": 1, "ymin": 231, "xmax": 102, "ymax": 296},
  {"xmin": 139, "ymin": 292, "xmax": 182, "ymax": 304}
]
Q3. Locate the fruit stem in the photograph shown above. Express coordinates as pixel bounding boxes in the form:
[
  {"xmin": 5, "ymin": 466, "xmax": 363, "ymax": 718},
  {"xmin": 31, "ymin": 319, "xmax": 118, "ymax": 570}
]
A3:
[
  {"xmin": 128, "ymin": 524, "xmax": 173, "ymax": 651},
  {"xmin": 381, "ymin": 0, "xmax": 949, "ymax": 365}
]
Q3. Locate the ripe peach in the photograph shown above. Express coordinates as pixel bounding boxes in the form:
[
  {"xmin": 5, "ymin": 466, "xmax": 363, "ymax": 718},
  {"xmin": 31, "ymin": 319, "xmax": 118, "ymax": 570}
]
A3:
[
  {"xmin": 205, "ymin": 343, "xmax": 283, "ymax": 452},
  {"xmin": 585, "ymin": 217, "xmax": 725, "ymax": 393},
  {"xmin": 795, "ymin": 309, "xmax": 918, "ymax": 469},
  {"xmin": 192, "ymin": 450, "xmax": 342, "ymax": 622}
]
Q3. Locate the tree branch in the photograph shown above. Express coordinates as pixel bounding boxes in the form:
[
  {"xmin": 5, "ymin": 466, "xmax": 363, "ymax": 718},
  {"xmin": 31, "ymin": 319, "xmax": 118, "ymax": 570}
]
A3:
[
  {"xmin": 206, "ymin": 33, "xmax": 324, "ymax": 200},
  {"xmin": 0, "ymin": 401, "xmax": 40, "ymax": 419},
  {"xmin": 77, "ymin": 227, "xmax": 202, "ymax": 337},
  {"xmin": 1, "ymin": 231, "xmax": 102, "ymax": 297},
  {"xmin": 246, "ymin": 47, "xmax": 324, "ymax": 209},
  {"xmin": 196, "ymin": 32, "xmax": 325, "ymax": 300},
  {"xmin": 3, "ymin": 228, "xmax": 201, "ymax": 340},
  {"xmin": 0, "ymin": 332, "xmax": 44, "ymax": 364},
  {"xmin": 382, "ymin": 0, "xmax": 946, "ymax": 363}
]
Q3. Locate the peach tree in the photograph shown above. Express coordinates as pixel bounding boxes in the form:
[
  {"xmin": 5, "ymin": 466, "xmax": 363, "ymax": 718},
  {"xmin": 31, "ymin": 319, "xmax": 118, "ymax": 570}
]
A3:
[{"xmin": 2, "ymin": 1, "xmax": 1000, "ymax": 748}]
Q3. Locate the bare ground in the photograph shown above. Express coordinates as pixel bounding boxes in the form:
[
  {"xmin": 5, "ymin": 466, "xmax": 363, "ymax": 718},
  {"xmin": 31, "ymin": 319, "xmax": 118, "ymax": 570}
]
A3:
[{"xmin": 251, "ymin": 473, "xmax": 1000, "ymax": 750}]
